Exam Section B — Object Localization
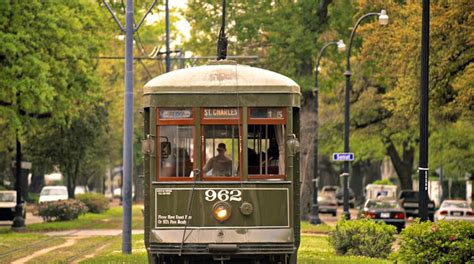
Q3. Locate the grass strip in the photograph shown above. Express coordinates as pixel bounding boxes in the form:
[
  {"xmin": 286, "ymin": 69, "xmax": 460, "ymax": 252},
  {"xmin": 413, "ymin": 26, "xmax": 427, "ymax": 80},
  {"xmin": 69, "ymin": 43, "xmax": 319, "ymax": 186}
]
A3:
[
  {"xmin": 26, "ymin": 236, "xmax": 114, "ymax": 264},
  {"xmin": 82, "ymin": 234, "xmax": 390, "ymax": 263},
  {"xmin": 80, "ymin": 234, "xmax": 147, "ymax": 263},
  {"xmin": 298, "ymin": 235, "xmax": 391, "ymax": 263},
  {"xmin": 27, "ymin": 205, "xmax": 144, "ymax": 232},
  {"xmin": 300, "ymin": 221, "xmax": 333, "ymax": 233},
  {"xmin": 0, "ymin": 233, "xmax": 65, "ymax": 263}
]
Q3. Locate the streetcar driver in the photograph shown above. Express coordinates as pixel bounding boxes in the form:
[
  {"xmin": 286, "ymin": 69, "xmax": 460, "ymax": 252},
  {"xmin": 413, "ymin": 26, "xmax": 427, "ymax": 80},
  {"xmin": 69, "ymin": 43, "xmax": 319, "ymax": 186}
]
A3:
[{"xmin": 203, "ymin": 143, "xmax": 233, "ymax": 176}]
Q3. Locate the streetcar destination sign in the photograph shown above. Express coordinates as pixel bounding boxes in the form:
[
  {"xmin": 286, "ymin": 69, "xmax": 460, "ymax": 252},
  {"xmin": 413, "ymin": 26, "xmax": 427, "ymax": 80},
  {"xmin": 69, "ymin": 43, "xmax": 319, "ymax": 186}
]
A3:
[{"xmin": 332, "ymin": 153, "xmax": 354, "ymax": 161}]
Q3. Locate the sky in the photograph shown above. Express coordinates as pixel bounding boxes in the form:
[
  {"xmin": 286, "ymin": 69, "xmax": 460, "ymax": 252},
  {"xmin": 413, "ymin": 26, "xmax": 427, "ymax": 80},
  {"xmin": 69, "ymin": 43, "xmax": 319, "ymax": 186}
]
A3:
[{"xmin": 146, "ymin": 0, "xmax": 191, "ymax": 43}]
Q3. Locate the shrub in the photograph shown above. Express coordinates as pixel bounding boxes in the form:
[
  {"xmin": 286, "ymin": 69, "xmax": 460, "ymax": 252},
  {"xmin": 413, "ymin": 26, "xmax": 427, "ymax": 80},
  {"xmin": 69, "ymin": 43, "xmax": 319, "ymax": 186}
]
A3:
[
  {"xmin": 38, "ymin": 199, "xmax": 88, "ymax": 221},
  {"xmin": 328, "ymin": 218, "xmax": 396, "ymax": 258},
  {"xmin": 27, "ymin": 192, "xmax": 39, "ymax": 204},
  {"xmin": 76, "ymin": 193, "xmax": 109, "ymax": 213},
  {"xmin": 372, "ymin": 179, "xmax": 394, "ymax": 185},
  {"xmin": 392, "ymin": 220, "xmax": 474, "ymax": 263}
]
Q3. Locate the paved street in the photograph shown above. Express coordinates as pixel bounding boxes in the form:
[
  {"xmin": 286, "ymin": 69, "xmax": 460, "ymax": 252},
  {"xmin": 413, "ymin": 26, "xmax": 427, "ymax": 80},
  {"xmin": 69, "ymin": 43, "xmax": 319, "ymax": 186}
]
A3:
[
  {"xmin": 0, "ymin": 211, "xmax": 43, "ymax": 227},
  {"xmin": 318, "ymin": 208, "xmax": 359, "ymax": 225}
]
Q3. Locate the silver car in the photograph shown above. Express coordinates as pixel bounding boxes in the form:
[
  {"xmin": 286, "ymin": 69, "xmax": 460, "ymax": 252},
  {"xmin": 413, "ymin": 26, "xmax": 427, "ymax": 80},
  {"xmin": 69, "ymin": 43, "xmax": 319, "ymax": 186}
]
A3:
[
  {"xmin": 434, "ymin": 200, "xmax": 474, "ymax": 222},
  {"xmin": 317, "ymin": 194, "xmax": 337, "ymax": 216}
]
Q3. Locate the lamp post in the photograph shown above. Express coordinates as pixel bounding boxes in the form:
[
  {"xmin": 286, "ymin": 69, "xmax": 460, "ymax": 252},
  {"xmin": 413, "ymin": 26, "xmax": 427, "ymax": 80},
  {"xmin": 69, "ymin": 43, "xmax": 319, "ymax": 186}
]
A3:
[
  {"xmin": 342, "ymin": 10, "xmax": 388, "ymax": 220},
  {"xmin": 310, "ymin": 40, "xmax": 345, "ymax": 225},
  {"xmin": 418, "ymin": 0, "xmax": 429, "ymax": 222}
]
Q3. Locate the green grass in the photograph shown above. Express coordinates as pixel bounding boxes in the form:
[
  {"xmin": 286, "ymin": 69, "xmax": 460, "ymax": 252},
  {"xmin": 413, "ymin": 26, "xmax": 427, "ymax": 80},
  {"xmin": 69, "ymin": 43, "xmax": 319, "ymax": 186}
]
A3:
[
  {"xmin": 80, "ymin": 234, "xmax": 390, "ymax": 263},
  {"xmin": 301, "ymin": 221, "xmax": 333, "ymax": 233},
  {"xmin": 27, "ymin": 205, "xmax": 144, "ymax": 232},
  {"xmin": 0, "ymin": 233, "xmax": 65, "ymax": 263},
  {"xmin": 81, "ymin": 234, "xmax": 148, "ymax": 263},
  {"xmin": 298, "ymin": 235, "xmax": 390, "ymax": 263},
  {"xmin": 29, "ymin": 236, "xmax": 115, "ymax": 264}
]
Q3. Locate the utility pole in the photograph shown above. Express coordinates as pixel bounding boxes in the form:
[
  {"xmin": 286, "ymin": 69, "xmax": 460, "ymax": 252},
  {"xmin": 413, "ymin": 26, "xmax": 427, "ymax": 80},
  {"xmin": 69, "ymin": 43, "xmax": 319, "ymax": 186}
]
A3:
[
  {"xmin": 103, "ymin": 0, "xmax": 157, "ymax": 254},
  {"xmin": 418, "ymin": 0, "xmax": 430, "ymax": 222}
]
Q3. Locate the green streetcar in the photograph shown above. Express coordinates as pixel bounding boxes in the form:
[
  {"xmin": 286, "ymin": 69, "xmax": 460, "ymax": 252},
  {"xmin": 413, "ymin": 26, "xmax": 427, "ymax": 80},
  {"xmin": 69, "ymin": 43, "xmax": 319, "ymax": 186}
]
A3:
[{"xmin": 142, "ymin": 60, "xmax": 301, "ymax": 263}]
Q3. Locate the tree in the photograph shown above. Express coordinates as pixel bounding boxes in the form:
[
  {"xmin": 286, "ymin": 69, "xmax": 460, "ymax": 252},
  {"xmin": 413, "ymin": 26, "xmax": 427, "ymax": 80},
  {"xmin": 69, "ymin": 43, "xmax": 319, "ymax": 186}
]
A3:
[
  {"xmin": 0, "ymin": 1, "xmax": 112, "ymax": 199},
  {"xmin": 347, "ymin": 0, "xmax": 474, "ymax": 189},
  {"xmin": 28, "ymin": 106, "xmax": 109, "ymax": 198}
]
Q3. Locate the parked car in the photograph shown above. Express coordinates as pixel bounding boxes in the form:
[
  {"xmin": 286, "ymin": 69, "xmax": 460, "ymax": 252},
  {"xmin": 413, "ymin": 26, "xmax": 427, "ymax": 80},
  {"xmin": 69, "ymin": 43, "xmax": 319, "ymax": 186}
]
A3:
[
  {"xmin": 0, "ymin": 190, "xmax": 17, "ymax": 221},
  {"xmin": 317, "ymin": 194, "xmax": 337, "ymax": 216},
  {"xmin": 365, "ymin": 184, "xmax": 398, "ymax": 200},
  {"xmin": 335, "ymin": 187, "xmax": 355, "ymax": 208},
  {"xmin": 39, "ymin": 186, "xmax": 68, "ymax": 203},
  {"xmin": 434, "ymin": 200, "xmax": 474, "ymax": 222},
  {"xmin": 74, "ymin": 185, "xmax": 89, "ymax": 195},
  {"xmin": 320, "ymin": 185, "xmax": 339, "ymax": 196},
  {"xmin": 361, "ymin": 199, "xmax": 406, "ymax": 232},
  {"xmin": 399, "ymin": 190, "xmax": 435, "ymax": 220}
]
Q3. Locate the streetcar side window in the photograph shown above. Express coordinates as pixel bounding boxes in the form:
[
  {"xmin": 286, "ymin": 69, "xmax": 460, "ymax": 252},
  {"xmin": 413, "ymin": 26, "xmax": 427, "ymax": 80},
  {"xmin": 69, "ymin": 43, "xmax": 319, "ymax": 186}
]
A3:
[
  {"xmin": 248, "ymin": 125, "xmax": 285, "ymax": 176},
  {"xmin": 202, "ymin": 125, "xmax": 240, "ymax": 177},
  {"xmin": 159, "ymin": 126, "xmax": 194, "ymax": 177},
  {"xmin": 247, "ymin": 107, "xmax": 286, "ymax": 179}
]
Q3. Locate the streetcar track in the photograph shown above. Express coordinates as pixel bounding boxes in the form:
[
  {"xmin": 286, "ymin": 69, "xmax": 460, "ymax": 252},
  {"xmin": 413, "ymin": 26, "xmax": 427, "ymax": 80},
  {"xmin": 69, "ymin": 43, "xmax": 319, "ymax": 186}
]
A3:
[
  {"xmin": 65, "ymin": 236, "xmax": 117, "ymax": 263},
  {"xmin": 0, "ymin": 237, "xmax": 61, "ymax": 260},
  {"xmin": 0, "ymin": 230, "xmax": 81, "ymax": 261}
]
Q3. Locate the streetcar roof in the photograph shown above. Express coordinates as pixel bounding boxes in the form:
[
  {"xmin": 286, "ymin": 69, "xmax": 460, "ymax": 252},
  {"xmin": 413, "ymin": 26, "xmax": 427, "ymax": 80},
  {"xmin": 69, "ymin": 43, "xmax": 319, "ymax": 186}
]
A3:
[{"xmin": 143, "ymin": 60, "xmax": 300, "ymax": 95}]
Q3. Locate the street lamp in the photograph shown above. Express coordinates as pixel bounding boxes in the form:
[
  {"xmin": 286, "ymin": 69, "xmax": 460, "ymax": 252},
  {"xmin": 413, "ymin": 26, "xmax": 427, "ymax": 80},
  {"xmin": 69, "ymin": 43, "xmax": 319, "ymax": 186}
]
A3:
[
  {"xmin": 342, "ymin": 10, "xmax": 388, "ymax": 220},
  {"xmin": 310, "ymin": 39, "xmax": 345, "ymax": 225}
]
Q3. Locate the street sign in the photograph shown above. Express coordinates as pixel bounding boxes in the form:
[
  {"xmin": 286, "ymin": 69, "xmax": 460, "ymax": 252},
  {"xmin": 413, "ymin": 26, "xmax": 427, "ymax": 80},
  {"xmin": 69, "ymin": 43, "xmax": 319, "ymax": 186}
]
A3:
[{"xmin": 333, "ymin": 153, "xmax": 354, "ymax": 161}]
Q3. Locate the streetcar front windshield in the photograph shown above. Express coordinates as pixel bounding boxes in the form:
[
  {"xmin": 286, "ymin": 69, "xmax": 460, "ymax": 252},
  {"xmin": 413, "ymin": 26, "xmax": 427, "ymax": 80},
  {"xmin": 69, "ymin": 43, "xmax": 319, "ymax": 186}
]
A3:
[{"xmin": 202, "ymin": 125, "xmax": 240, "ymax": 177}]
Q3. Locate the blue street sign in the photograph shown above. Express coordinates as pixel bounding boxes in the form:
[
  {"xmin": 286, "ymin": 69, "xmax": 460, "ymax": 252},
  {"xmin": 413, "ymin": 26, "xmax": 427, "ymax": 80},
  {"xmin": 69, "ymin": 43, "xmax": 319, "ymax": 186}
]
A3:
[{"xmin": 333, "ymin": 153, "xmax": 354, "ymax": 161}]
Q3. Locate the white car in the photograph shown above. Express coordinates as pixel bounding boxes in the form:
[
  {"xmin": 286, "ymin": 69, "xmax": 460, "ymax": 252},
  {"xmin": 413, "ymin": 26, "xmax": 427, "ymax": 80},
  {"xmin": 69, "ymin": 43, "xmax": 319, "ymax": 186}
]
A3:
[
  {"xmin": 74, "ymin": 186, "xmax": 89, "ymax": 195},
  {"xmin": 0, "ymin": 190, "xmax": 17, "ymax": 221},
  {"xmin": 39, "ymin": 186, "xmax": 68, "ymax": 203},
  {"xmin": 434, "ymin": 200, "xmax": 474, "ymax": 222}
]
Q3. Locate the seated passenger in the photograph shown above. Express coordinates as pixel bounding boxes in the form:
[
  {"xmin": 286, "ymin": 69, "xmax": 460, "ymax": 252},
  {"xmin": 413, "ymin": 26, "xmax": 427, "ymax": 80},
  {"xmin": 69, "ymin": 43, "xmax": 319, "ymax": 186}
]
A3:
[
  {"xmin": 203, "ymin": 143, "xmax": 233, "ymax": 176},
  {"xmin": 266, "ymin": 138, "xmax": 279, "ymax": 162},
  {"xmin": 248, "ymin": 148, "xmax": 259, "ymax": 166}
]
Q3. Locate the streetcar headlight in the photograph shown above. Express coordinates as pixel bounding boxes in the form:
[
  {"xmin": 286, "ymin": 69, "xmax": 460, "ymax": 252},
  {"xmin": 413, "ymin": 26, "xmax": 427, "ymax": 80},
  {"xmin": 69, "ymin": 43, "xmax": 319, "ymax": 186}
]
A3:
[{"xmin": 212, "ymin": 202, "xmax": 231, "ymax": 222}]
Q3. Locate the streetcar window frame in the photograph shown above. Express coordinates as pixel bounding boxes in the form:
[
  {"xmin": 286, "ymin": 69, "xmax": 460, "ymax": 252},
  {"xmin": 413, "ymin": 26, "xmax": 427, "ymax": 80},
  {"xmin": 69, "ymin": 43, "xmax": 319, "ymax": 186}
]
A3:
[
  {"xmin": 247, "ymin": 107, "xmax": 287, "ymax": 180},
  {"xmin": 156, "ymin": 108, "xmax": 196, "ymax": 182},
  {"xmin": 201, "ymin": 108, "xmax": 243, "ymax": 181}
]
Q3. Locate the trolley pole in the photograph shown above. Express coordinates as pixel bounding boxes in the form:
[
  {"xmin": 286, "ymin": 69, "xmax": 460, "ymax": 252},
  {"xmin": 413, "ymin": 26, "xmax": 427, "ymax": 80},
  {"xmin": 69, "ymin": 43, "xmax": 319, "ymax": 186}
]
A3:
[
  {"xmin": 165, "ymin": 0, "xmax": 170, "ymax": 72},
  {"xmin": 418, "ymin": 0, "xmax": 430, "ymax": 222},
  {"xmin": 103, "ymin": 0, "xmax": 157, "ymax": 254}
]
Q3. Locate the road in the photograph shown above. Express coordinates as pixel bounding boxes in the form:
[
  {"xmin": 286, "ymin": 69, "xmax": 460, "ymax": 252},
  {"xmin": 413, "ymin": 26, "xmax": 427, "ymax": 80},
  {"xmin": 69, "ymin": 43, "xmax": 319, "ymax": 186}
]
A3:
[
  {"xmin": 0, "ymin": 211, "xmax": 43, "ymax": 227},
  {"xmin": 318, "ymin": 207, "xmax": 359, "ymax": 225}
]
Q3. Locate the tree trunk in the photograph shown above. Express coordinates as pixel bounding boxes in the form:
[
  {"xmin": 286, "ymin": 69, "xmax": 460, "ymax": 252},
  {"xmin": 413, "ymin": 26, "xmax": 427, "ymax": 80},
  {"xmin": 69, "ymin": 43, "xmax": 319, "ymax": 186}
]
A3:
[
  {"xmin": 299, "ymin": 99, "xmax": 314, "ymax": 221},
  {"xmin": 66, "ymin": 170, "xmax": 74, "ymax": 199},
  {"xmin": 384, "ymin": 137, "xmax": 414, "ymax": 190},
  {"xmin": 30, "ymin": 166, "xmax": 45, "ymax": 194}
]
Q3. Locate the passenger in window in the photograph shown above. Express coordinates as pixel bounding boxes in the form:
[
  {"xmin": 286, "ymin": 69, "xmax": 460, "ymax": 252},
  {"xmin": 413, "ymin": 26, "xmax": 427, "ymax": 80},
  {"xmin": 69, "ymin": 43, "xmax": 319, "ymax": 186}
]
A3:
[
  {"xmin": 248, "ymin": 147, "xmax": 260, "ymax": 174},
  {"xmin": 261, "ymin": 138, "xmax": 280, "ymax": 174},
  {"xmin": 203, "ymin": 143, "xmax": 233, "ymax": 176},
  {"xmin": 266, "ymin": 138, "xmax": 279, "ymax": 164},
  {"xmin": 248, "ymin": 148, "xmax": 259, "ymax": 166}
]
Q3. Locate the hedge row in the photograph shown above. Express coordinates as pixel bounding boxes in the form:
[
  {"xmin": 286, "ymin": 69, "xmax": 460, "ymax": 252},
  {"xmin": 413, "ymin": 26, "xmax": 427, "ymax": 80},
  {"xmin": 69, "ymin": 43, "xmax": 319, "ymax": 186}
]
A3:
[
  {"xmin": 38, "ymin": 193, "xmax": 109, "ymax": 221},
  {"xmin": 329, "ymin": 218, "xmax": 474, "ymax": 263}
]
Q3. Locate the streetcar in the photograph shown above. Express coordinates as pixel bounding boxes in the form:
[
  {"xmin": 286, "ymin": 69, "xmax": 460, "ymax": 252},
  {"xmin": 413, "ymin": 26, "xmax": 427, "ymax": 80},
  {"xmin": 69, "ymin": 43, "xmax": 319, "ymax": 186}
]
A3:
[{"xmin": 142, "ymin": 60, "xmax": 301, "ymax": 263}]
